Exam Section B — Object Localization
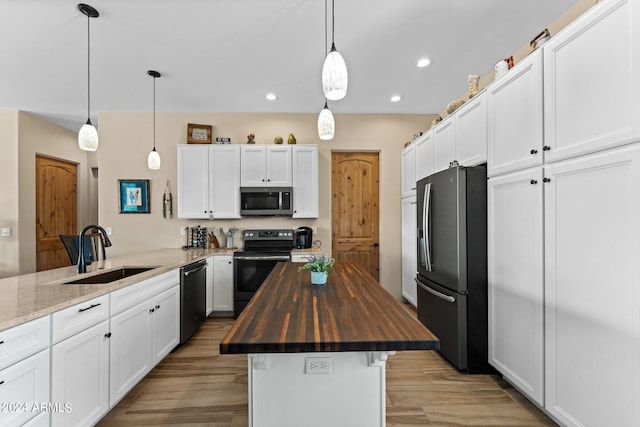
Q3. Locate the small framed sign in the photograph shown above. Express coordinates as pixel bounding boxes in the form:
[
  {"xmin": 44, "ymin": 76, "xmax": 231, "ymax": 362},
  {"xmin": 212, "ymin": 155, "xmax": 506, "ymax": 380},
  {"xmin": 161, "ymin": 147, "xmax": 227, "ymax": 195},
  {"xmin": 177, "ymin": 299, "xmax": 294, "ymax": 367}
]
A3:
[
  {"xmin": 215, "ymin": 137, "xmax": 231, "ymax": 144},
  {"xmin": 187, "ymin": 123, "xmax": 213, "ymax": 144},
  {"xmin": 119, "ymin": 179, "xmax": 150, "ymax": 214}
]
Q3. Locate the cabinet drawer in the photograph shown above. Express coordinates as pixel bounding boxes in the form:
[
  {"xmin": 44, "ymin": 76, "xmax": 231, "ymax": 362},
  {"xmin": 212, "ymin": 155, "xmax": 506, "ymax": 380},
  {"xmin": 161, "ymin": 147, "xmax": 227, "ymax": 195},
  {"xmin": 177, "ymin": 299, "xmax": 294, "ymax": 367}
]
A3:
[
  {"xmin": 110, "ymin": 270, "xmax": 179, "ymax": 316},
  {"xmin": 52, "ymin": 294, "xmax": 109, "ymax": 344},
  {"xmin": 0, "ymin": 316, "xmax": 50, "ymax": 371},
  {"xmin": 0, "ymin": 348, "xmax": 50, "ymax": 427}
]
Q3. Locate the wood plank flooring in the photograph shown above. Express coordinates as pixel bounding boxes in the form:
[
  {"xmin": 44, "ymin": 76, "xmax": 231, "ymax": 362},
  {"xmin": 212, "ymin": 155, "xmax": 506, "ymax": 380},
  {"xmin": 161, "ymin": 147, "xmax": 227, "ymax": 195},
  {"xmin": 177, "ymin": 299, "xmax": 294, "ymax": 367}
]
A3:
[{"xmin": 98, "ymin": 307, "xmax": 556, "ymax": 426}]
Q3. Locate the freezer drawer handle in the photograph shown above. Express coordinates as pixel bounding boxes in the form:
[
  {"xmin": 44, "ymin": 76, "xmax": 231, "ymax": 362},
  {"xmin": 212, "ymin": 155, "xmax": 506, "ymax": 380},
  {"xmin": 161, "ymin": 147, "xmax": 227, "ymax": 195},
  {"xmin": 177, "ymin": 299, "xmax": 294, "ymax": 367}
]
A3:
[{"xmin": 416, "ymin": 279, "xmax": 455, "ymax": 303}]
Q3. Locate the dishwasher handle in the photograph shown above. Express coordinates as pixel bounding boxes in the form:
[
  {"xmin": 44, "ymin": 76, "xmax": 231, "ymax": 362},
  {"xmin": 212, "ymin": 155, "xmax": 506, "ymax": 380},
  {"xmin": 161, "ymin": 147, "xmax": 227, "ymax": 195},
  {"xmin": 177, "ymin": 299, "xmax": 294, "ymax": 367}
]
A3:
[{"xmin": 182, "ymin": 260, "xmax": 207, "ymax": 276}]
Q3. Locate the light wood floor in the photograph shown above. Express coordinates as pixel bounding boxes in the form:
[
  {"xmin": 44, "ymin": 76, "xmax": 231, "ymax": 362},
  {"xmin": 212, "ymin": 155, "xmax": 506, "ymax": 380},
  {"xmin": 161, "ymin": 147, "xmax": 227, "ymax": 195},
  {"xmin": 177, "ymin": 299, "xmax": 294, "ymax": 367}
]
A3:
[{"xmin": 98, "ymin": 308, "xmax": 556, "ymax": 426}]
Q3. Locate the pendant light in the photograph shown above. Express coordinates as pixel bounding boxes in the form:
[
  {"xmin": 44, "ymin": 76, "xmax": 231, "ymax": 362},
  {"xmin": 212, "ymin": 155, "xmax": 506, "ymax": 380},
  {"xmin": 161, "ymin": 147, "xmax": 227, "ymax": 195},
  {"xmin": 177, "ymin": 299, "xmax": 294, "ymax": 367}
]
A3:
[
  {"xmin": 77, "ymin": 4, "xmax": 99, "ymax": 151},
  {"xmin": 322, "ymin": 0, "xmax": 348, "ymax": 101},
  {"xmin": 147, "ymin": 70, "xmax": 161, "ymax": 170},
  {"xmin": 318, "ymin": 0, "xmax": 335, "ymax": 140}
]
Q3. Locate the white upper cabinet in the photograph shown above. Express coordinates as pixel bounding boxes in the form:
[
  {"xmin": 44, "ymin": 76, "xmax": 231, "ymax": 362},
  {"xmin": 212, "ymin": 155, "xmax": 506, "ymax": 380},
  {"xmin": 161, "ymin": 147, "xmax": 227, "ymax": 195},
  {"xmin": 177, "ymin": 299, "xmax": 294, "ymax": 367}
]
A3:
[
  {"xmin": 544, "ymin": 143, "xmax": 640, "ymax": 427},
  {"xmin": 292, "ymin": 145, "xmax": 319, "ymax": 218},
  {"xmin": 487, "ymin": 167, "xmax": 544, "ymax": 406},
  {"xmin": 177, "ymin": 145, "xmax": 241, "ymax": 219},
  {"xmin": 433, "ymin": 118, "xmax": 456, "ymax": 173},
  {"xmin": 544, "ymin": 0, "xmax": 640, "ymax": 163},
  {"xmin": 401, "ymin": 143, "xmax": 416, "ymax": 198},
  {"xmin": 456, "ymin": 92, "xmax": 487, "ymax": 167},
  {"xmin": 415, "ymin": 131, "xmax": 434, "ymax": 181},
  {"xmin": 209, "ymin": 145, "xmax": 241, "ymax": 218},
  {"xmin": 177, "ymin": 145, "xmax": 210, "ymax": 219},
  {"xmin": 241, "ymin": 145, "xmax": 292, "ymax": 186},
  {"xmin": 487, "ymin": 50, "xmax": 543, "ymax": 177}
]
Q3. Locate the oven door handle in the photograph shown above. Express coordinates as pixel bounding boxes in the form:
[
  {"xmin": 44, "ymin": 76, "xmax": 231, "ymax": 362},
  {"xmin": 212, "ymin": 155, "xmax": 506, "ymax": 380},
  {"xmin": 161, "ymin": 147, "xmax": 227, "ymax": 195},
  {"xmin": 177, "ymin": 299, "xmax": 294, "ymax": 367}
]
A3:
[{"xmin": 234, "ymin": 255, "xmax": 290, "ymax": 261}]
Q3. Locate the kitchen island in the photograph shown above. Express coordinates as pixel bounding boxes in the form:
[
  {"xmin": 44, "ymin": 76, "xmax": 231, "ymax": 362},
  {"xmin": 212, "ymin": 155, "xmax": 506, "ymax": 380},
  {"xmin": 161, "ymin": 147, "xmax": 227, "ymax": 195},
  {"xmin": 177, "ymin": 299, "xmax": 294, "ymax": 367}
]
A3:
[{"xmin": 221, "ymin": 261, "xmax": 438, "ymax": 427}]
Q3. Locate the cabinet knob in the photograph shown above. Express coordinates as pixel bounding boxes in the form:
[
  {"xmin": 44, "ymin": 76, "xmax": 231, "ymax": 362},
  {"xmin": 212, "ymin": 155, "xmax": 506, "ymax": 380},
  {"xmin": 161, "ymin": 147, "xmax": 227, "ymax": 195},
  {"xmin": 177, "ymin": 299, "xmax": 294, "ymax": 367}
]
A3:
[
  {"xmin": 530, "ymin": 149, "xmax": 538, "ymax": 155},
  {"xmin": 149, "ymin": 308, "xmax": 155, "ymax": 313},
  {"xmin": 267, "ymin": 179, "xmax": 271, "ymax": 182},
  {"xmin": 155, "ymin": 304, "xmax": 160, "ymax": 310},
  {"xmin": 530, "ymin": 179, "xmax": 538, "ymax": 185},
  {"xmin": 228, "ymin": 261, "xmax": 232, "ymax": 264},
  {"xmin": 262, "ymin": 179, "xmax": 265, "ymax": 182},
  {"xmin": 543, "ymin": 177, "xmax": 551, "ymax": 183},
  {"xmin": 104, "ymin": 332, "xmax": 112, "ymax": 338},
  {"xmin": 543, "ymin": 146, "xmax": 551, "ymax": 151}
]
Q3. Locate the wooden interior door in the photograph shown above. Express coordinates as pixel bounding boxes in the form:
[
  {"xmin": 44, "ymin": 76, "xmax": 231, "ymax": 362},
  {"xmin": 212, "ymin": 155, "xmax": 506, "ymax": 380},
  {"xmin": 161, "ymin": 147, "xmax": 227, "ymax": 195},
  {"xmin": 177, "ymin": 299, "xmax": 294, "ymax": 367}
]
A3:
[
  {"xmin": 36, "ymin": 155, "xmax": 77, "ymax": 271},
  {"xmin": 331, "ymin": 152, "xmax": 380, "ymax": 280}
]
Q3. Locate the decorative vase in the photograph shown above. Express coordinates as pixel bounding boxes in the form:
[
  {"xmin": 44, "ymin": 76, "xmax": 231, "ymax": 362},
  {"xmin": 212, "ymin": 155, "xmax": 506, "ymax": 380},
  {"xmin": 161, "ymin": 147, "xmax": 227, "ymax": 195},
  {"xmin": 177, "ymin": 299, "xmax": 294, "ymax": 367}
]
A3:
[{"xmin": 311, "ymin": 271, "xmax": 327, "ymax": 286}]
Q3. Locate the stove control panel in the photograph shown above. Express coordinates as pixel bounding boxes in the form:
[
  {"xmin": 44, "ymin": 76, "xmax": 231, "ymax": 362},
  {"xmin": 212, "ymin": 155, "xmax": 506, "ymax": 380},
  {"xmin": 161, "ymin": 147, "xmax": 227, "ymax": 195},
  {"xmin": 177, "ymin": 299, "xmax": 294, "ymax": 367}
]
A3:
[{"xmin": 243, "ymin": 229, "xmax": 294, "ymax": 240}]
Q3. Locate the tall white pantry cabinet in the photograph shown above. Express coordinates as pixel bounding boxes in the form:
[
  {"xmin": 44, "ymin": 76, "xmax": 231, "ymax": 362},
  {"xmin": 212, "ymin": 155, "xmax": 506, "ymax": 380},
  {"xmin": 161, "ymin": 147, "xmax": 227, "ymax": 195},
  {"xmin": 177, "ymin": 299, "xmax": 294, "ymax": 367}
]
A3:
[{"xmin": 488, "ymin": 1, "xmax": 640, "ymax": 425}]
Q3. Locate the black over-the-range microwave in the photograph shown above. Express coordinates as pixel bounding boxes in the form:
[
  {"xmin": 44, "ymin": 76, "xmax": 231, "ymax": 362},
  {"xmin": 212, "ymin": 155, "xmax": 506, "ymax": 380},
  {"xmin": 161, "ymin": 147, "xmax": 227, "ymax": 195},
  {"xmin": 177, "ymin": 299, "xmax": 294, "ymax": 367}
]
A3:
[{"xmin": 240, "ymin": 187, "xmax": 293, "ymax": 216}]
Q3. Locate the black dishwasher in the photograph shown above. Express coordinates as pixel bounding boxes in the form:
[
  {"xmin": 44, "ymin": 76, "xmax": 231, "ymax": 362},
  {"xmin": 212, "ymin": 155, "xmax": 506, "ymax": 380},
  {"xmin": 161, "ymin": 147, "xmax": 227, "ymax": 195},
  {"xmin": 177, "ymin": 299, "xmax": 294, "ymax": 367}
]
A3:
[{"xmin": 180, "ymin": 259, "xmax": 207, "ymax": 344}]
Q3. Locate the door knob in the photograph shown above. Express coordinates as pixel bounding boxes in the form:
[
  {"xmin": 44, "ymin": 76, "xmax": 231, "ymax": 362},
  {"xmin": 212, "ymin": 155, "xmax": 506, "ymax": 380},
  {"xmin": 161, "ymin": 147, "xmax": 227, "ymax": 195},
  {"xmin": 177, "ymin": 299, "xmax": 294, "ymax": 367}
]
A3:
[{"xmin": 372, "ymin": 243, "xmax": 379, "ymax": 248}]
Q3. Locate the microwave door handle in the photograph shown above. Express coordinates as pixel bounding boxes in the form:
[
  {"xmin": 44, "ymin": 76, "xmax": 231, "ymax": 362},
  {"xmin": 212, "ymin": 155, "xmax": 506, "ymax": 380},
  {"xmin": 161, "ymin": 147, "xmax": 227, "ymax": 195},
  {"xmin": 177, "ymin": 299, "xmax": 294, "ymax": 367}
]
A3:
[{"xmin": 424, "ymin": 183, "xmax": 432, "ymax": 272}]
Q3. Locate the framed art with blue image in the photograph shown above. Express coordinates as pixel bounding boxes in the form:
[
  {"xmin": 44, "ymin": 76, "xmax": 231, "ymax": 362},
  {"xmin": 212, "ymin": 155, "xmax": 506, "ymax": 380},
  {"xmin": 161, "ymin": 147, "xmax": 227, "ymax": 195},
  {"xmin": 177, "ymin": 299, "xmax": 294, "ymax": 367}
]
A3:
[{"xmin": 119, "ymin": 179, "xmax": 150, "ymax": 213}]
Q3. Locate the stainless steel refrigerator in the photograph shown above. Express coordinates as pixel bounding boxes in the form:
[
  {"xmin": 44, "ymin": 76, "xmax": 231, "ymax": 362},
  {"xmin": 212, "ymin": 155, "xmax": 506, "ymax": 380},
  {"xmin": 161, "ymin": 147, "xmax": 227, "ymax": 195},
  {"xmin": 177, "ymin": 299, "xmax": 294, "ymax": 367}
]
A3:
[{"xmin": 416, "ymin": 165, "xmax": 489, "ymax": 373}]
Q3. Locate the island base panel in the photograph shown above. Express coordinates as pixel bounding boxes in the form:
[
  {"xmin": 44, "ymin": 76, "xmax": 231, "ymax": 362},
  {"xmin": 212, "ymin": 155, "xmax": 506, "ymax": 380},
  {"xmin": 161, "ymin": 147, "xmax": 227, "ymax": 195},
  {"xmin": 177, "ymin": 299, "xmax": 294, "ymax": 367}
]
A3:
[{"xmin": 248, "ymin": 351, "xmax": 393, "ymax": 427}]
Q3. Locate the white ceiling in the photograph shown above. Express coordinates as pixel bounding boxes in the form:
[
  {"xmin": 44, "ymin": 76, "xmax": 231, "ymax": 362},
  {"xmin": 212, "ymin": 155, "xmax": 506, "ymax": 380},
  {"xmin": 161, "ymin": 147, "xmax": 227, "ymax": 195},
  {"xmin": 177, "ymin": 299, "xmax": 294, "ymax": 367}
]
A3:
[{"xmin": 0, "ymin": 0, "xmax": 576, "ymax": 131}]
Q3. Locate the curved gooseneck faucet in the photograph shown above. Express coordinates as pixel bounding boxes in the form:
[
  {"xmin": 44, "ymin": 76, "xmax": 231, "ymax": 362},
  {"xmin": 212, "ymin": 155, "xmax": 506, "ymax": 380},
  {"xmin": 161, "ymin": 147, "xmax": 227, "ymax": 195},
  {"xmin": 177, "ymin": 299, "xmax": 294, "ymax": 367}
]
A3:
[{"xmin": 77, "ymin": 225, "xmax": 113, "ymax": 273}]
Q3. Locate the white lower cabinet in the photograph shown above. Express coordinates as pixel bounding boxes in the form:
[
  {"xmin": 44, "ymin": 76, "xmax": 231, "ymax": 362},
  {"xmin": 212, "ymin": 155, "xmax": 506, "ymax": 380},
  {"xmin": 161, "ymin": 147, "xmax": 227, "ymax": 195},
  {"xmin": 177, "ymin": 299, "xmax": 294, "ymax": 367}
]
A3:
[
  {"xmin": 0, "ymin": 348, "xmax": 50, "ymax": 427},
  {"xmin": 212, "ymin": 256, "xmax": 234, "ymax": 313},
  {"xmin": 487, "ymin": 168, "xmax": 544, "ymax": 406},
  {"xmin": 544, "ymin": 144, "xmax": 640, "ymax": 427},
  {"xmin": 51, "ymin": 320, "xmax": 110, "ymax": 427},
  {"xmin": 401, "ymin": 196, "xmax": 417, "ymax": 307},
  {"xmin": 110, "ymin": 284, "xmax": 179, "ymax": 406}
]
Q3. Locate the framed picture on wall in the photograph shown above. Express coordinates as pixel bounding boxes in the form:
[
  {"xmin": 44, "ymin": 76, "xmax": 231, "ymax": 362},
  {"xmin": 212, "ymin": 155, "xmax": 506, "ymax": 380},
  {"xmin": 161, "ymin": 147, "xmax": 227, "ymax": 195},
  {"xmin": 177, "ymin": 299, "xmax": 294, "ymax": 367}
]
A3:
[
  {"xmin": 187, "ymin": 123, "xmax": 213, "ymax": 144},
  {"xmin": 118, "ymin": 179, "xmax": 150, "ymax": 213}
]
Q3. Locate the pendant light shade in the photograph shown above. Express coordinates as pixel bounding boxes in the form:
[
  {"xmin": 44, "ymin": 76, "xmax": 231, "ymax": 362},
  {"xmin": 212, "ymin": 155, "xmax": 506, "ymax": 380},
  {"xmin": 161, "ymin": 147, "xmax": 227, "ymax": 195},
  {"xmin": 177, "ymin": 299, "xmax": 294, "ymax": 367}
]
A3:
[
  {"xmin": 77, "ymin": 3, "xmax": 99, "ymax": 151},
  {"xmin": 322, "ymin": 44, "xmax": 348, "ymax": 101},
  {"xmin": 322, "ymin": 0, "xmax": 347, "ymax": 101},
  {"xmin": 147, "ymin": 70, "xmax": 161, "ymax": 170},
  {"xmin": 318, "ymin": 101, "xmax": 335, "ymax": 140}
]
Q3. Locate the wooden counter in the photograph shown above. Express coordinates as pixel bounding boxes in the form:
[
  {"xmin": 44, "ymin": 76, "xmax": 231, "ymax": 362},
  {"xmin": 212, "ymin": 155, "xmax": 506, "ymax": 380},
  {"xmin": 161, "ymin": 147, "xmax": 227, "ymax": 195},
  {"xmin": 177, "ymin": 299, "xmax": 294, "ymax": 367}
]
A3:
[{"xmin": 220, "ymin": 261, "xmax": 438, "ymax": 354}]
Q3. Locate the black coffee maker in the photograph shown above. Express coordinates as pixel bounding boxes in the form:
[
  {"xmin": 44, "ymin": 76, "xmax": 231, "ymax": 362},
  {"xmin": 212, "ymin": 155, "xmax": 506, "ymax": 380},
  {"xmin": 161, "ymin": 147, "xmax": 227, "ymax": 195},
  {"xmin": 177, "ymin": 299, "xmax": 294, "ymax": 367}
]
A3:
[{"xmin": 295, "ymin": 226, "xmax": 313, "ymax": 249}]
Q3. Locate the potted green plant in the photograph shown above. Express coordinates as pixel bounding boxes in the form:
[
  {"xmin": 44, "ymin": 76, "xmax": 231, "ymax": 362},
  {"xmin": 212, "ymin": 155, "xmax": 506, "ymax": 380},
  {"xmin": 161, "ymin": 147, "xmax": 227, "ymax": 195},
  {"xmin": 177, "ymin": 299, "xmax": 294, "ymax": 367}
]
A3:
[{"xmin": 297, "ymin": 254, "xmax": 335, "ymax": 285}]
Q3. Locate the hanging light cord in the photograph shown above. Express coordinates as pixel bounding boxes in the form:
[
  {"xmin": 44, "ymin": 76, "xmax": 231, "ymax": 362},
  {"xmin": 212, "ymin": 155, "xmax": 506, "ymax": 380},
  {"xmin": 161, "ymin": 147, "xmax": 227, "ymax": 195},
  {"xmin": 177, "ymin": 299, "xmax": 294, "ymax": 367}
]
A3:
[
  {"xmin": 153, "ymin": 75, "xmax": 156, "ymax": 150},
  {"xmin": 331, "ymin": 0, "xmax": 335, "ymax": 46},
  {"xmin": 86, "ymin": 12, "xmax": 91, "ymax": 122}
]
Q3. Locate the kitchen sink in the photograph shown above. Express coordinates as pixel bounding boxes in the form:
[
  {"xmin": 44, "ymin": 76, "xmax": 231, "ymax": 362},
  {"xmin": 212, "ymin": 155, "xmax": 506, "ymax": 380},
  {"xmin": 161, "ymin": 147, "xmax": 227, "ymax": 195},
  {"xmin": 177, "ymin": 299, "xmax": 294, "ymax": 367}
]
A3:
[{"xmin": 64, "ymin": 266, "xmax": 158, "ymax": 284}]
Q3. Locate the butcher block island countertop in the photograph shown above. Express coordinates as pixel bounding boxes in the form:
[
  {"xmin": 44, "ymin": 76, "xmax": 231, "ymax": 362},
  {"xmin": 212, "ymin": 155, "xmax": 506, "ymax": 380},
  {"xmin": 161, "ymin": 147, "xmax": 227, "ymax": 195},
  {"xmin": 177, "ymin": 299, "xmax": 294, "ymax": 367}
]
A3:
[{"xmin": 220, "ymin": 261, "xmax": 439, "ymax": 354}]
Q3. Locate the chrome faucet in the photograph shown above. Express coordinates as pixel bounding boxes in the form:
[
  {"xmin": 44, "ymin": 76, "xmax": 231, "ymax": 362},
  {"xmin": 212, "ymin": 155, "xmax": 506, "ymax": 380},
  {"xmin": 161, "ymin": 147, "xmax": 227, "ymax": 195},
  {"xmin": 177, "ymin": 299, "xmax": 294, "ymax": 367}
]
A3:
[{"xmin": 78, "ymin": 225, "xmax": 113, "ymax": 273}]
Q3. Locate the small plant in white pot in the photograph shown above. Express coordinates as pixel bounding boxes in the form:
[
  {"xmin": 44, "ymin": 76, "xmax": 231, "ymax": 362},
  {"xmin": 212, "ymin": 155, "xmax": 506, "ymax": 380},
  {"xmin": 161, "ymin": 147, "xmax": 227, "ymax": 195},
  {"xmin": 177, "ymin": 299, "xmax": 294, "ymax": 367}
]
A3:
[{"xmin": 297, "ymin": 254, "xmax": 335, "ymax": 286}]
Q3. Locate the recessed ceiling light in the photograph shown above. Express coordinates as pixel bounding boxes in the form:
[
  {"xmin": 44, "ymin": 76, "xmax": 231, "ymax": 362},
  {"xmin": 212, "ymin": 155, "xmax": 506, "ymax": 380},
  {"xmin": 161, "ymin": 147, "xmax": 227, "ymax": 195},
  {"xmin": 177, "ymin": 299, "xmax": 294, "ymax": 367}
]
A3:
[
  {"xmin": 416, "ymin": 58, "xmax": 432, "ymax": 68},
  {"xmin": 266, "ymin": 93, "xmax": 278, "ymax": 101},
  {"xmin": 390, "ymin": 95, "xmax": 402, "ymax": 103}
]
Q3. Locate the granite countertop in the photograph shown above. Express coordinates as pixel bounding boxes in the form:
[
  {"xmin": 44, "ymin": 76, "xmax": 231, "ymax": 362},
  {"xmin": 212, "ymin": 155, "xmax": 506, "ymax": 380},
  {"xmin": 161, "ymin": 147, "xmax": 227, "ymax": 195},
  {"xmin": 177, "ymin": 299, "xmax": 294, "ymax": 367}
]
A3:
[
  {"xmin": 220, "ymin": 261, "xmax": 439, "ymax": 354},
  {"xmin": 0, "ymin": 248, "xmax": 234, "ymax": 332}
]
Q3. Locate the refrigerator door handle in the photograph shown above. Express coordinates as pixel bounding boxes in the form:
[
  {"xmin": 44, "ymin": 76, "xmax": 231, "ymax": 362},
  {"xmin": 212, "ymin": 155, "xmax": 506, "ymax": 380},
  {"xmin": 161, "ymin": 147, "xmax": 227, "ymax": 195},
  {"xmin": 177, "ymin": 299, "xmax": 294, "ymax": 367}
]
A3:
[
  {"xmin": 416, "ymin": 279, "xmax": 455, "ymax": 303},
  {"xmin": 424, "ymin": 183, "xmax": 432, "ymax": 272}
]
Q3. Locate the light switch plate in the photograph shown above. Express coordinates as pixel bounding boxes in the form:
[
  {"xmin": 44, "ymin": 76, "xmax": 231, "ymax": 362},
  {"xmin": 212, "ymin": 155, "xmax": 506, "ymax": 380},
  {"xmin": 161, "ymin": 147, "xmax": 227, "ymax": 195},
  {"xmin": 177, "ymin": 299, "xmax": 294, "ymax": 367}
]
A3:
[
  {"xmin": 1, "ymin": 228, "xmax": 11, "ymax": 237},
  {"xmin": 106, "ymin": 227, "xmax": 112, "ymax": 235}
]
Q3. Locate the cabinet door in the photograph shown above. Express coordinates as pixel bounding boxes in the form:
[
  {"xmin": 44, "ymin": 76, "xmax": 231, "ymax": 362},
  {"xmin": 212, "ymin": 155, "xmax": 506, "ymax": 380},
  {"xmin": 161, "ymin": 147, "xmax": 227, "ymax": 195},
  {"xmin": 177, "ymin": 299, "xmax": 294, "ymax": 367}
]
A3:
[
  {"xmin": 401, "ymin": 144, "xmax": 416, "ymax": 197},
  {"xmin": 0, "ymin": 349, "xmax": 49, "ymax": 427},
  {"xmin": 177, "ymin": 145, "xmax": 210, "ymax": 219},
  {"xmin": 241, "ymin": 146, "xmax": 267, "ymax": 186},
  {"xmin": 487, "ymin": 50, "xmax": 543, "ymax": 177},
  {"xmin": 544, "ymin": 0, "xmax": 640, "ymax": 163},
  {"xmin": 456, "ymin": 92, "xmax": 487, "ymax": 167},
  {"xmin": 415, "ymin": 131, "xmax": 434, "ymax": 180},
  {"xmin": 212, "ymin": 256, "xmax": 234, "ymax": 312},
  {"xmin": 401, "ymin": 196, "xmax": 417, "ymax": 307},
  {"xmin": 544, "ymin": 144, "xmax": 640, "ymax": 426},
  {"xmin": 151, "ymin": 285, "xmax": 179, "ymax": 364},
  {"xmin": 52, "ymin": 320, "xmax": 110, "ymax": 427},
  {"xmin": 266, "ymin": 146, "xmax": 292, "ymax": 186},
  {"xmin": 109, "ymin": 301, "xmax": 153, "ymax": 407},
  {"xmin": 487, "ymin": 168, "xmax": 544, "ymax": 406},
  {"xmin": 210, "ymin": 145, "xmax": 241, "ymax": 218},
  {"xmin": 206, "ymin": 256, "xmax": 214, "ymax": 316},
  {"xmin": 433, "ymin": 118, "xmax": 456, "ymax": 173},
  {"xmin": 292, "ymin": 145, "xmax": 319, "ymax": 218}
]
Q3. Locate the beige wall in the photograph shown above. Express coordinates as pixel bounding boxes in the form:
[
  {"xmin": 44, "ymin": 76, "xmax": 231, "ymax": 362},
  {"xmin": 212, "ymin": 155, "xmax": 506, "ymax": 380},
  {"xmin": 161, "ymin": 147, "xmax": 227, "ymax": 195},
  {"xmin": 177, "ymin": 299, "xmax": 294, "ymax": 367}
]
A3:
[
  {"xmin": 17, "ymin": 112, "xmax": 90, "ymax": 274},
  {"xmin": 98, "ymin": 112, "xmax": 433, "ymax": 298},
  {"xmin": 0, "ymin": 110, "xmax": 20, "ymax": 278}
]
